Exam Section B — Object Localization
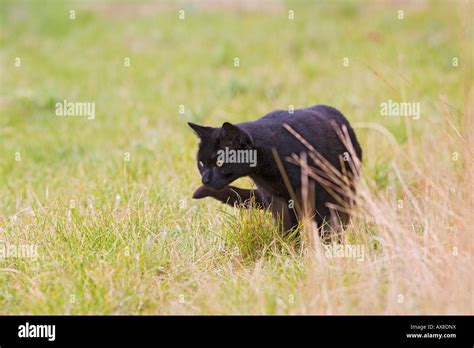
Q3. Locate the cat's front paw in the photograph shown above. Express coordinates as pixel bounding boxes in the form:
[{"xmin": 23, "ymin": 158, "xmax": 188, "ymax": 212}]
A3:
[{"xmin": 192, "ymin": 185, "xmax": 214, "ymax": 199}]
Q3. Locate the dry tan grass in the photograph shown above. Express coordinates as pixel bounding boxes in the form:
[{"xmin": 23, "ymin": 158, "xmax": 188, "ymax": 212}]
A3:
[{"xmin": 285, "ymin": 85, "xmax": 473, "ymax": 314}]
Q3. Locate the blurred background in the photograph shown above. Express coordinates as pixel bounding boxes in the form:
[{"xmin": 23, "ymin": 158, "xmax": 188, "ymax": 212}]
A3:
[{"xmin": 1, "ymin": 0, "xmax": 468, "ymax": 203}]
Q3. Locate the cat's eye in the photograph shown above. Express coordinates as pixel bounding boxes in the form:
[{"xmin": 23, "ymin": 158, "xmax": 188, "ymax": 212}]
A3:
[
  {"xmin": 216, "ymin": 159, "xmax": 223, "ymax": 167},
  {"xmin": 198, "ymin": 161, "xmax": 204, "ymax": 167}
]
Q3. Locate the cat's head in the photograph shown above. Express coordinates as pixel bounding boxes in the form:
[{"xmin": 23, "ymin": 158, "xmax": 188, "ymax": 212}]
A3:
[{"xmin": 188, "ymin": 122, "xmax": 256, "ymax": 190}]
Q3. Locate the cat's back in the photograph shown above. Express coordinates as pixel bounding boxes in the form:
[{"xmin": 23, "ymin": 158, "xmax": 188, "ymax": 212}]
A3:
[
  {"xmin": 258, "ymin": 104, "xmax": 348, "ymax": 124},
  {"xmin": 249, "ymin": 104, "xmax": 354, "ymax": 138},
  {"xmin": 241, "ymin": 104, "xmax": 362, "ymax": 161}
]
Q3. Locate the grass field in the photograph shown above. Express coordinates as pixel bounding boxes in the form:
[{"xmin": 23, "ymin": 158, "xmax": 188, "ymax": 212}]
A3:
[{"xmin": 0, "ymin": 0, "xmax": 472, "ymax": 314}]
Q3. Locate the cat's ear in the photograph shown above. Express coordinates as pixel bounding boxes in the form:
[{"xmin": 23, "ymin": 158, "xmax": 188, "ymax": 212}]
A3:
[
  {"xmin": 188, "ymin": 122, "xmax": 212, "ymax": 138},
  {"xmin": 220, "ymin": 122, "xmax": 253, "ymax": 147}
]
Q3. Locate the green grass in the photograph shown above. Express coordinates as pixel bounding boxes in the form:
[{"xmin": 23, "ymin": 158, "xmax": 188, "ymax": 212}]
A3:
[{"xmin": 0, "ymin": 0, "xmax": 472, "ymax": 314}]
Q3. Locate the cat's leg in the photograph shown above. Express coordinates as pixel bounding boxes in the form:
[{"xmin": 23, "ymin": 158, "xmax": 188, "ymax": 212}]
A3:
[
  {"xmin": 315, "ymin": 192, "xmax": 346, "ymax": 243},
  {"xmin": 269, "ymin": 197, "xmax": 299, "ymax": 233},
  {"xmin": 193, "ymin": 186, "xmax": 298, "ymax": 233},
  {"xmin": 192, "ymin": 185, "xmax": 269, "ymax": 209}
]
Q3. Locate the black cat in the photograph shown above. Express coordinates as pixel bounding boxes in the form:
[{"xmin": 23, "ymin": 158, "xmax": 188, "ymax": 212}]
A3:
[{"xmin": 188, "ymin": 104, "xmax": 362, "ymax": 235}]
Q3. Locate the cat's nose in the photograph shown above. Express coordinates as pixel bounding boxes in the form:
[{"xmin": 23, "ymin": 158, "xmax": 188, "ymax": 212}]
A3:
[{"xmin": 202, "ymin": 171, "xmax": 211, "ymax": 185}]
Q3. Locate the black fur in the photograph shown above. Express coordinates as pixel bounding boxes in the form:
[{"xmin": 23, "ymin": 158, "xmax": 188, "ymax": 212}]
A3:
[{"xmin": 188, "ymin": 104, "xmax": 362, "ymax": 235}]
